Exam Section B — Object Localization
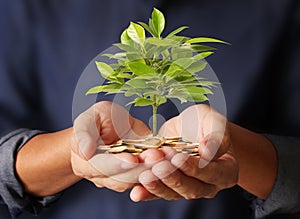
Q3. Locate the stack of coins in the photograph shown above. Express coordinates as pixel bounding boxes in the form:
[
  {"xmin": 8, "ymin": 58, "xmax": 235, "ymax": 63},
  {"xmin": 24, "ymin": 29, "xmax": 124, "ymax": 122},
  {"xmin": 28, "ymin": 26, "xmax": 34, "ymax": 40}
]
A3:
[{"xmin": 97, "ymin": 136, "xmax": 200, "ymax": 156}]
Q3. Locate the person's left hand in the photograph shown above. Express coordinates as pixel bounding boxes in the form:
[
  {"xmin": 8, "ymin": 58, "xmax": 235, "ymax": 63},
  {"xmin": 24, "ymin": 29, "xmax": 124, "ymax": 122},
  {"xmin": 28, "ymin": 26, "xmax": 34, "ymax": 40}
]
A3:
[
  {"xmin": 71, "ymin": 101, "xmax": 157, "ymax": 192},
  {"xmin": 130, "ymin": 104, "xmax": 238, "ymax": 201}
]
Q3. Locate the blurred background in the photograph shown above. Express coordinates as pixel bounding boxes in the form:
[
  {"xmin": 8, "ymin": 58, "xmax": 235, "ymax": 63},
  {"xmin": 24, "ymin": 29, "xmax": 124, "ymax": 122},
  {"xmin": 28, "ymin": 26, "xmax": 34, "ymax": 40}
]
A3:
[{"xmin": 0, "ymin": 0, "xmax": 299, "ymax": 219}]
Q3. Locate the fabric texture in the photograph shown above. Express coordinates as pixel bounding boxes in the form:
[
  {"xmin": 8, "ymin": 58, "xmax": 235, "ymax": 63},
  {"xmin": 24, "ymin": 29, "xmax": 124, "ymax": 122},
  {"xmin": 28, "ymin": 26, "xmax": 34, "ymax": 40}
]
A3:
[
  {"xmin": 253, "ymin": 135, "xmax": 300, "ymax": 218},
  {"xmin": 0, "ymin": 129, "xmax": 61, "ymax": 218}
]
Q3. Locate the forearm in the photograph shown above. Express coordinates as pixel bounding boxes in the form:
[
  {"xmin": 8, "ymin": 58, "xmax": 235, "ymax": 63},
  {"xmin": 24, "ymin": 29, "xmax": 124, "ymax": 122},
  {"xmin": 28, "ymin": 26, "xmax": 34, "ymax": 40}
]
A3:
[
  {"xmin": 229, "ymin": 122, "xmax": 278, "ymax": 199},
  {"xmin": 15, "ymin": 127, "xmax": 82, "ymax": 197}
]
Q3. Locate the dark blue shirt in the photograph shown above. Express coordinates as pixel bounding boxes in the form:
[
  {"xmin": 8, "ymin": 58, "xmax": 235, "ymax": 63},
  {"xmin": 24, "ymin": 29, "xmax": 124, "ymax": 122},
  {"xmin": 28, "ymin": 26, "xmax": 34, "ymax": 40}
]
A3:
[{"xmin": 0, "ymin": 0, "xmax": 300, "ymax": 219}]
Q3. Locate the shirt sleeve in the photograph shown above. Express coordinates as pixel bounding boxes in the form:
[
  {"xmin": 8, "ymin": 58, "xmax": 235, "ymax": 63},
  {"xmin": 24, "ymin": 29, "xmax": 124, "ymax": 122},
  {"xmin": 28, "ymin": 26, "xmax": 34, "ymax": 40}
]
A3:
[
  {"xmin": 252, "ymin": 135, "xmax": 300, "ymax": 218},
  {"xmin": 0, "ymin": 129, "xmax": 62, "ymax": 218}
]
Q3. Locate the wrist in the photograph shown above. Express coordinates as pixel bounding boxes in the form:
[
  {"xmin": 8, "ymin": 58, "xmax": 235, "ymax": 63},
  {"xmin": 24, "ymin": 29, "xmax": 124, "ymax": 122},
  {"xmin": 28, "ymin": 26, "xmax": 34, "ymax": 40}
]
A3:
[
  {"xmin": 16, "ymin": 128, "xmax": 81, "ymax": 197},
  {"xmin": 229, "ymin": 122, "xmax": 277, "ymax": 199}
]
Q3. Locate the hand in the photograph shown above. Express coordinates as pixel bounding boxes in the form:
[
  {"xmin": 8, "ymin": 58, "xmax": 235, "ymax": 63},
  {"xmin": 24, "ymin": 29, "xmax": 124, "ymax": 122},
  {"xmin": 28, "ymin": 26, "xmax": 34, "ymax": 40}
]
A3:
[
  {"xmin": 130, "ymin": 104, "xmax": 238, "ymax": 201},
  {"xmin": 71, "ymin": 101, "xmax": 152, "ymax": 192}
]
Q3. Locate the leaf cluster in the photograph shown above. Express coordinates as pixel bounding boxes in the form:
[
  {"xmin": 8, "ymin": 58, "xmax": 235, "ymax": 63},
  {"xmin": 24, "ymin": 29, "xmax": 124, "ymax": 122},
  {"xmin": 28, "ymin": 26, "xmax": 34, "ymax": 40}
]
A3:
[{"xmin": 87, "ymin": 8, "xmax": 228, "ymax": 108}]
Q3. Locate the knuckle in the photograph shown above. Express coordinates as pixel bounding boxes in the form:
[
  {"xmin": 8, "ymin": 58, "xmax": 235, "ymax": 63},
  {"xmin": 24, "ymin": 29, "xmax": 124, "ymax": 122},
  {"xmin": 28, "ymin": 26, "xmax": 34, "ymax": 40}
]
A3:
[
  {"xmin": 110, "ymin": 183, "xmax": 133, "ymax": 192},
  {"xmin": 166, "ymin": 194, "xmax": 181, "ymax": 201},
  {"xmin": 94, "ymin": 183, "xmax": 104, "ymax": 189},
  {"xmin": 184, "ymin": 193, "xmax": 199, "ymax": 200},
  {"xmin": 204, "ymin": 191, "xmax": 217, "ymax": 199},
  {"xmin": 181, "ymin": 161, "xmax": 197, "ymax": 176},
  {"xmin": 115, "ymin": 187, "xmax": 127, "ymax": 192},
  {"xmin": 203, "ymin": 186, "xmax": 218, "ymax": 198},
  {"xmin": 166, "ymin": 177, "xmax": 183, "ymax": 188}
]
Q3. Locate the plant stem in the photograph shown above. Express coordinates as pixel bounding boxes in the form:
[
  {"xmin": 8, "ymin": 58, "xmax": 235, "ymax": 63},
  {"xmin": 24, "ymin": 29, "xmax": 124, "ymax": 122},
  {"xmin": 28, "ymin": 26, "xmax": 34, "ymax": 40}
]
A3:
[{"xmin": 152, "ymin": 104, "xmax": 158, "ymax": 136}]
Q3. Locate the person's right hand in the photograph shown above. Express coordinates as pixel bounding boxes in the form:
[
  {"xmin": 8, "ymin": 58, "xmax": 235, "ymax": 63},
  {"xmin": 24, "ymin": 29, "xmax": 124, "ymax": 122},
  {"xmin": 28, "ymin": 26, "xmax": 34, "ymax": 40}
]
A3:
[
  {"xmin": 71, "ymin": 101, "xmax": 159, "ymax": 192},
  {"xmin": 130, "ymin": 104, "xmax": 238, "ymax": 201}
]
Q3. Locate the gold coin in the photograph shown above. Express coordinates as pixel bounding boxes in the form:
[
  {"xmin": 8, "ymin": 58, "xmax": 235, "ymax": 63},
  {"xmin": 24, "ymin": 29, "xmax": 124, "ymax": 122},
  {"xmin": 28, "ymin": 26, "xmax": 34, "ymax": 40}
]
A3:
[
  {"xmin": 164, "ymin": 136, "xmax": 182, "ymax": 141},
  {"xmin": 122, "ymin": 139, "xmax": 145, "ymax": 145},
  {"xmin": 134, "ymin": 143, "xmax": 160, "ymax": 149},
  {"xmin": 143, "ymin": 136, "xmax": 165, "ymax": 146},
  {"xmin": 108, "ymin": 146, "xmax": 128, "ymax": 153}
]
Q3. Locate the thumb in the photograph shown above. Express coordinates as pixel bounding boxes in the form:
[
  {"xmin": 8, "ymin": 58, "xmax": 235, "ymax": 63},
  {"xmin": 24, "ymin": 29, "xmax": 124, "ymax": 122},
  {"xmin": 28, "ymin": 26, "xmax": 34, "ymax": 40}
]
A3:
[
  {"xmin": 72, "ymin": 106, "xmax": 100, "ymax": 160},
  {"xmin": 198, "ymin": 133, "xmax": 226, "ymax": 168},
  {"xmin": 71, "ymin": 129, "xmax": 97, "ymax": 160}
]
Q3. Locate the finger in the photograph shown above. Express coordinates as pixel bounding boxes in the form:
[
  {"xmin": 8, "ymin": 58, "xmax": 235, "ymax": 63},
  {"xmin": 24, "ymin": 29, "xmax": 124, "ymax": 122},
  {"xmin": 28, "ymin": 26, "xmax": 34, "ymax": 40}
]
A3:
[
  {"xmin": 152, "ymin": 160, "xmax": 216, "ymax": 199},
  {"xmin": 110, "ymin": 163, "xmax": 149, "ymax": 183},
  {"xmin": 104, "ymin": 149, "xmax": 165, "ymax": 184},
  {"xmin": 130, "ymin": 184, "xmax": 159, "ymax": 202},
  {"xmin": 138, "ymin": 169, "xmax": 182, "ymax": 200},
  {"xmin": 71, "ymin": 151, "xmax": 101, "ymax": 178},
  {"xmin": 158, "ymin": 116, "xmax": 181, "ymax": 137},
  {"xmin": 73, "ymin": 101, "xmax": 133, "ymax": 160},
  {"xmin": 125, "ymin": 118, "xmax": 152, "ymax": 140},
  {"xmin": 73, "ymin": 106, "xmax": 100, "ymax": 159},
  {"xmin": 89, "ymin": 153, "xmax": 139, "ymax": 176},
  {"xmin": 93, "ymin": 177, "xmax": 134, "ymax": 192},
  {"xmin": 171, "ymin": 152, "xmax": 238, "ymax": 187},
  {"xmin": 198, "ymin": 131, "xmax": 231, "ymax": 168},
  {"xmin": 92, "ymin": 101, "xmax": 130, "ymax": 144},
  {"xmin": 138, "ymin": 148, "xmax": 165, "ymax": 166},
  {"xmin": 160, "ymin": 147, "xmax": 178, "ymax": 160}
]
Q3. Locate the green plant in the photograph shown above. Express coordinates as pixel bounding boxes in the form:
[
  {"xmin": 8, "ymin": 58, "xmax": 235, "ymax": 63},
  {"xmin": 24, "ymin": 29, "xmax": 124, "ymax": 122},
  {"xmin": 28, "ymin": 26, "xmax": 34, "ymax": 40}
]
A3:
[{"xmin": 87, "ymin": 8, "xmax": 228, "ymax": 136}]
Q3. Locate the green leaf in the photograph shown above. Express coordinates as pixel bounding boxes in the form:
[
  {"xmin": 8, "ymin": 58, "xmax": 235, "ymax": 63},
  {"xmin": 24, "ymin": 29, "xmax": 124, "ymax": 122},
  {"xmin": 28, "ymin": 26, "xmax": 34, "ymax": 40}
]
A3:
[
  {"xmin": 168, "ymin": 86, "xmax": 211, "ymax": 103},
  {"xmin": 125, "ymin": 78, "xmax": 148, "ymax": 88},
  {"xmin": 138, "ymin": 22, "xmax": 156, "ymax": 37},
  {"xmin": 166, "ymin": 93, "xmax": 189, "ymax": 103},
  {"xmin": 102, "ymin": 52, "xmax": 126, "ymax": 60},
  {"xmin": 186, "ymin": 37, "xmax": 229, "ymax": 44},
  {"xmin": 134, "ymin": 97, "xmax": 154, "ymax": 106},
  {"xmin": 193, "ymin": 52, "xmax": 214, "ymax": 60},
  {"xmin": 120, "ymin": 29, "xmax": 132, "ymax": 46},
  {"xmin": 190, "ymin": 45, "xmax": 217, "ymax": 52},
  {"xmin": 171, "ymin": 47, "xmax": 193, "ymax": 60},
  {"xmin": 165, "ymin": 63, "xmax": 184, "ymax": 78},
  {"xmin": 135, "ymin": 73, "xmax": 160, "ymax": 80},
  {"xmin": 196, "ymin": 80, "xmax": 219, "ymax": 88},
  {"xmin": 148, "ymin": 18, "xmax": 158, "ymax": 37},
  {"xmin": 186, "ymin": 86, "xmax": 213, "ymax": 96},
  {"xmin": 144, "ymin": 90, "xmax": 161, "ymax": 98},
  {"xmin": 155, "ymin": 95, "xmax": 167, "ymax": 105},
  {"xmin": 166, "ymin": 26, "xmax": 189, "ymax": 38},
  {"xmin": 145, "ymin": 38, "xmax": 174, "ymax": 46},
  {"xmin": 186, "ymin": 61, "xmax": 207, "ymax": 73},
  {"xmin": 95, "ymin": 61, "xmax": 114, "ymax": 79},
  {"xmin": 86, "ymin": 86, "xmax": 105, "ymax": 95},
  {"xmin": 86, "ymin": 84, "xmax": 123, "ymax": 95},
  {"xmin": 189, "ymin": 93, "xmax": 209, "ymax": 102},
  {"xmin": 113, "ymin": 43, "xmax": 137, "ymax": 52},
  {"xmin": 179, "ymin": 79, "xmax": 217, "ymax": 88},
  {"xmin": 124, "ymin": 88, "xmax": 139, "ymax": 97},
  {"xmin": 151, "ymin": 8, "xmax": 165, "ymax": 37},
  {"xmin": 167, "ymin": 35, "xmax": 189, "ymax": 43},
  {"xmin": 145, "ymin": 45, "xmax": 171, "ymax": 59},
  {"xmin": 127, "ymin": 22, "xmax": 145, "ymax": 45},
  {"xmin": 126, "ymin": 52, "xmax": 144, "ymax": 61},
  {"xmin": 161, "ymin": 50, "xmax": 170, "ymax": 60},
  {"xmin": 116, "ymin": 72, "xmax": 133, "ymax": 79},
  {"xmin": 128, "ymin": 61, "xmax": 157, "ymax": 75},
  {"xmin": 173, "ymin": 58, "xmax": 194, "ymax": 69},
  {"xmin": 104, "ymin": 84, "xmax": 124, "ymax": 94}
]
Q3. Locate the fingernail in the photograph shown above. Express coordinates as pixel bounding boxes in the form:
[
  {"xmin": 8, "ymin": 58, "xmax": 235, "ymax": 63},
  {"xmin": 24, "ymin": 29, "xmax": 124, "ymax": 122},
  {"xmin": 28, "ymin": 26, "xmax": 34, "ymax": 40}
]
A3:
[{"xmin": 198, "ymin": 158, "xmax": 209, "ymax": 168}]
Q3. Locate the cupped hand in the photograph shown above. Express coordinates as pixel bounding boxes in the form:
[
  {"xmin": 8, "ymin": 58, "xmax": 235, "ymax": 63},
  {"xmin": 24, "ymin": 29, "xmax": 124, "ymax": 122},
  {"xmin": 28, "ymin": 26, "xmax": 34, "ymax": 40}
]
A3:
[
  {"xmin": 130, "ymin": 104, "xmax": 238, "ymax": 201},
  {"xmin": 71, "ymin": 101, "xmax": 152, "ymax": 192}
]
